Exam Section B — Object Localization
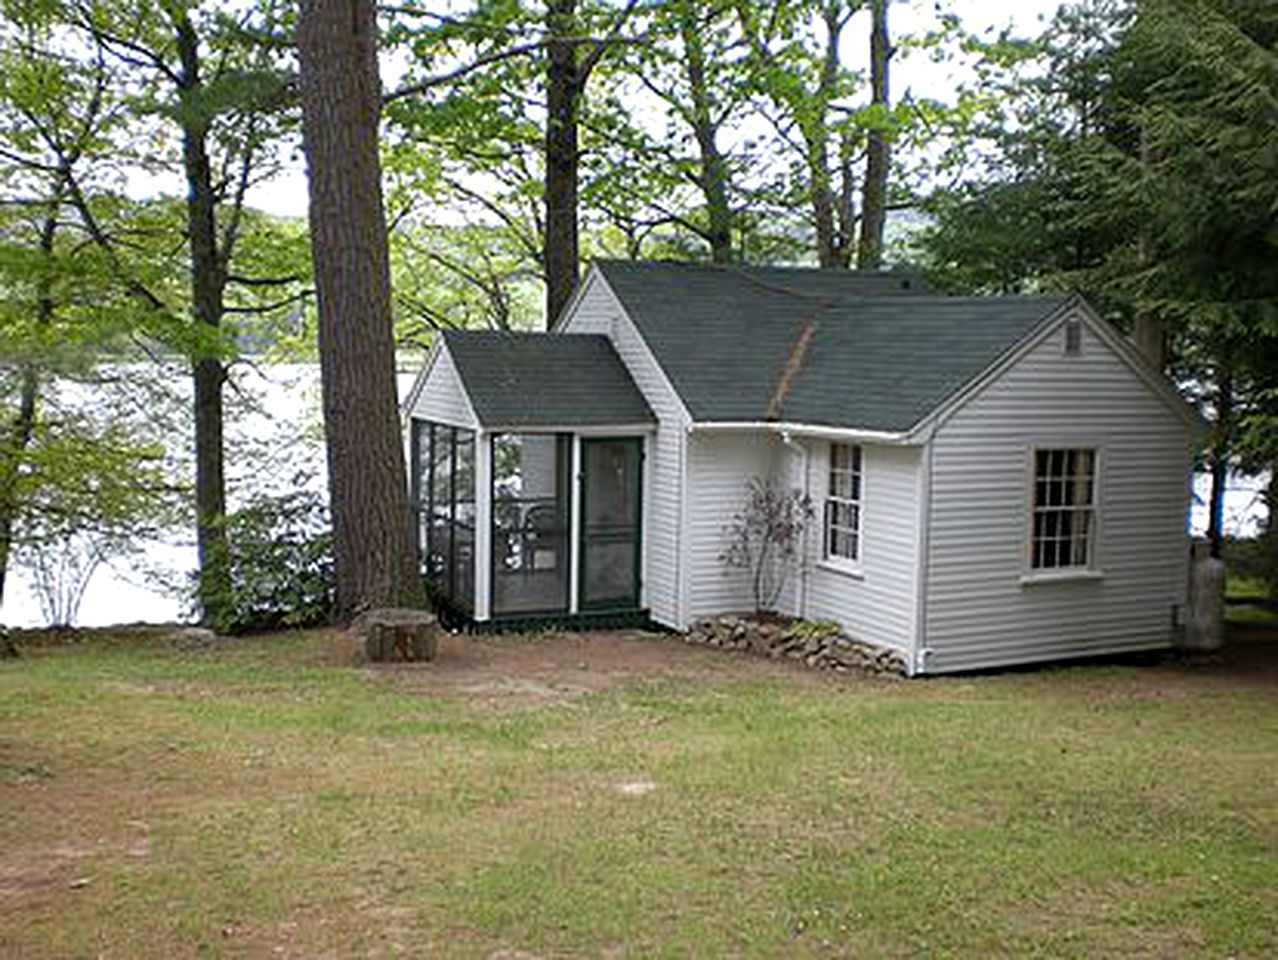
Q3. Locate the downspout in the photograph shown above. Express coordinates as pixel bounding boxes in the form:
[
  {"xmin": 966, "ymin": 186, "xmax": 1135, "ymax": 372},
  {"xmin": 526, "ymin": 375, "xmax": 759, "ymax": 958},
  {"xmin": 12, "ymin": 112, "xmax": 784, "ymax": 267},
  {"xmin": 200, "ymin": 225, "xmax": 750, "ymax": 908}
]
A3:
[
  {"xmin": 677, "ymin": 425, "xmax": 690, "ymax": 628},
  {"xmin": 912, "ymin": 434, "xmax": 935, "ymax": 676},
  {"xmin": 781, "ymin": 430, "xmax": 811, "ymax": 619}
]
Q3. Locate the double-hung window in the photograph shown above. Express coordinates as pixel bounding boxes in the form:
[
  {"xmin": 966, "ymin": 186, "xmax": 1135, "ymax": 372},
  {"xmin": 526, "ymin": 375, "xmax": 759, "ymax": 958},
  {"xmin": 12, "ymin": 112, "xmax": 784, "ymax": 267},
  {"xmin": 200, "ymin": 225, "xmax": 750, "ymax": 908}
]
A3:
[
  {"xmin": 1030, "ymin": 448, "xmax": 1096, "ymax": 570},
  {"xmin": 825, "ymin": 443, "xmax": 862, "ymax": 563}
]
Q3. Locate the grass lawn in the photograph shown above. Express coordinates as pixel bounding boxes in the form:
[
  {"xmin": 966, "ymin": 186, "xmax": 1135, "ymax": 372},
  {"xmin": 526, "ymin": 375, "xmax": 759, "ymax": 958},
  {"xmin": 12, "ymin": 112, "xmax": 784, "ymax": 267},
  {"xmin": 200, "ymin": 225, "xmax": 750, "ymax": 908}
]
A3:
[
  {"xmin": 1227, "ymin": 576, "xmax": 1278, "ymax": 625},
  {"xmin": 2, "ymin": 627, "xmax": 1275, "ymax": 957}
]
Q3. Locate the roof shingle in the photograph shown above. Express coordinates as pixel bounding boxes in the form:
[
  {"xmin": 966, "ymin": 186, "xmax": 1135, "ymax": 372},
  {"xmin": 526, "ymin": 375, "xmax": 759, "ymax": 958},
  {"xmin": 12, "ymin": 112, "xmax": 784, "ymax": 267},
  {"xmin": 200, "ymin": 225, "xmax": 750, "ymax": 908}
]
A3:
[
  {"xmin": 442, "ymin": 329, "xmax": 654, "ymax": 428},
  {"xmin": 593, "ymin": 260, "xmax": 1067, "ymax": 432}
]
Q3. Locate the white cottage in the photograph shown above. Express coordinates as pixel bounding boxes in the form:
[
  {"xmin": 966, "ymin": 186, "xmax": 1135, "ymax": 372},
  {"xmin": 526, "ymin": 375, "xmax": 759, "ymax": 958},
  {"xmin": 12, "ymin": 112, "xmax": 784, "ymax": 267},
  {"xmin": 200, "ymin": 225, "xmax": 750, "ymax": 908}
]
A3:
[{"xmin": 403, "ymin": 260, "xmax": 1202, "ymax": 675}]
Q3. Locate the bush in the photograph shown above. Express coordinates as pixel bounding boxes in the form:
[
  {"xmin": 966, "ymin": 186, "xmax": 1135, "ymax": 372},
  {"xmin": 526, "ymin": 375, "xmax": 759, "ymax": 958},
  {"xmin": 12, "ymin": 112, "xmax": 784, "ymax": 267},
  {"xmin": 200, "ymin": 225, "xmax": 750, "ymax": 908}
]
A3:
[
  {"xmin": 1225, "ymin": 533, "xmax": 1278, "ymax": 598},
  {"xmin": 719, "ymin": 477, "xmax": 814, "ymax": 614},
  {"xmin": 207, "ymin": 488, "xmax": 334, "ymax": 634}
]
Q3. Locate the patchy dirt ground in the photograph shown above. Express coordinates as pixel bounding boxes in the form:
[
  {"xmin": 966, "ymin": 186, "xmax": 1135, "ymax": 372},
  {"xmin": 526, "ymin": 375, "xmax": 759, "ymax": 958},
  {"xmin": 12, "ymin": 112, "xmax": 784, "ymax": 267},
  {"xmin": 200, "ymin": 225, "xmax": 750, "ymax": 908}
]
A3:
[
  {"xmin": 332, "ymin": 627, "xmax": 857, "ymax": 703},
  {"xmin": 311, "ymin": 620, "xmax": 1278, "ymax": 704}
]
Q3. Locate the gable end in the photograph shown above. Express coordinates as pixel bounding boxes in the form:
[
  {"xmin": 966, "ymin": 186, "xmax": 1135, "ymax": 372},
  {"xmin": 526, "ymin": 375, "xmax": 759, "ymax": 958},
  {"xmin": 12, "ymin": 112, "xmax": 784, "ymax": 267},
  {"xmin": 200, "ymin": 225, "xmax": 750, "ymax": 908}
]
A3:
[{"xmin": 909, "ymin": 297, "xmax": 1203, "ymax": 442}]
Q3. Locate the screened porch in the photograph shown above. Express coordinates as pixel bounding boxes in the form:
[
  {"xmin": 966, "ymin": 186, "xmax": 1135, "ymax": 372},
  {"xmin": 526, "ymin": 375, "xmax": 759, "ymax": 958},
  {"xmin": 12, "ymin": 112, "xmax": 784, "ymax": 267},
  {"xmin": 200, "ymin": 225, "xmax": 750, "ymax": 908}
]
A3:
[
  {"xmin": 411, "ymin": 422, "xmax": 648, "ymax": 627},
  {"xmin": 404, "ymin": 329, "xmax": 656, "ymax": 628}
]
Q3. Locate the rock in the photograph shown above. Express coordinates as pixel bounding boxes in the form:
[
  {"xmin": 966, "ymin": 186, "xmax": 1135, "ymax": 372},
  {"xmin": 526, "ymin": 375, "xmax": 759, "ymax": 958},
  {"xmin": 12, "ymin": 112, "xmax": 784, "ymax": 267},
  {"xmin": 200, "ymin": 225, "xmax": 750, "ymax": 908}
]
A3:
[
  {"xmin": 680, "ymin": 615, "xmax": 911, "ymax": 678},
  {"xmin": 352, "ymin": 607, "xmax": 439, "ymax": 663},
  {"xmin": 171, "ymin": 626, "xmax": 218, "ymax": 647}
]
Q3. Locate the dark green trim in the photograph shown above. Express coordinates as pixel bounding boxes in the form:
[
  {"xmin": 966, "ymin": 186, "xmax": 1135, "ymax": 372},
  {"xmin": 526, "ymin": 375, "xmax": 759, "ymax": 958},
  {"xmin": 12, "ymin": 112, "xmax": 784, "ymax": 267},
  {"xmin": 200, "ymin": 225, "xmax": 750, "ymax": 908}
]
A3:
[
  {"xmin": 578, "ymin": 437, "xmax": 644, "ymax": 612},
  {"xmin": 481, "ymin": 608, "xmax": 654, "ymax": 634}
]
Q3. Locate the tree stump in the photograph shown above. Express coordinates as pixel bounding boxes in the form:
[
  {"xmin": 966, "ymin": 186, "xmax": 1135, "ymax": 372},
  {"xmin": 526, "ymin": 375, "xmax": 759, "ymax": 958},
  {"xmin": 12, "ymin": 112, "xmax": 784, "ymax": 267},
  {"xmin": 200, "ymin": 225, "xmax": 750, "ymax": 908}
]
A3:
[{"xmin": 352, "ymin": 608, "xmax": 439, "ymax": 663}]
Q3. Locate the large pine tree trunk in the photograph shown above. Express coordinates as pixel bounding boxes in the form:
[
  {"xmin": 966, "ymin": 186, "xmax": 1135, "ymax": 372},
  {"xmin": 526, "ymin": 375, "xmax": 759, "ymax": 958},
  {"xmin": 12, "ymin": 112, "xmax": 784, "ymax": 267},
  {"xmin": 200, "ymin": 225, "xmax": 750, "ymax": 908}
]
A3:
[
  {"xmin": 297, "ymin": 0, "xmax": 421, "ymax": 619},
  {"xmin": 174, "ymin": 15, "xmax": 232, "ymax": 626},
  {"xmin": 856, "ymin": 0, "xmax": 890, "ymax": 270},
  {"xmin": 544, "ymin": 0, "xmax": 580, "ymax": 327}
]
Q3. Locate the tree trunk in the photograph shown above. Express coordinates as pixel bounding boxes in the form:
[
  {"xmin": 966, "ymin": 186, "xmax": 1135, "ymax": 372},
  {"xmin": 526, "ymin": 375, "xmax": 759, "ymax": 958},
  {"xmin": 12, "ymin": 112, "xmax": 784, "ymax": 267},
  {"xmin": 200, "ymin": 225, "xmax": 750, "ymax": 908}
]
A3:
[
  {"xmin": 0, "ymin": 184, "xmax": 62, "ymax": 608},
  {"xmin": 680, "ymin": 8, "xmax": 732, "ymax": 263},
  {"xmin": 0, "ymin": 366, "xmax": 38, "ymax": 610},
  {"xmin": 811, "ymin": 3, "xmax": 849, "ymax": 269},
  {"xmin": 545, "ymin": 0, "xmax": 581, "ymax": 327},
  {"xmin": 174, "ymin": 14, "xmax": 232, "ymax": 627},
  {"xmin": 1132, "ymin": 314, "xmax": 1164, "ymax": 370},
  {"xmin": 298, "ymin": 0, "xmax": 422, "ymax": 619},
  {"xmin": 1207, "ymin": 371, "xmax": 1233, "ymax": 560},
  {"xmin": 810, "ymin": 139, "xmax": 840, "ymax": 268},
  {"xmin": 1132, "ymin": 126, "xmax": 1164, "ymax": 369},
  {"xmin": 856, "ymin": 0, "xmax": 890, "ymax": 270}
]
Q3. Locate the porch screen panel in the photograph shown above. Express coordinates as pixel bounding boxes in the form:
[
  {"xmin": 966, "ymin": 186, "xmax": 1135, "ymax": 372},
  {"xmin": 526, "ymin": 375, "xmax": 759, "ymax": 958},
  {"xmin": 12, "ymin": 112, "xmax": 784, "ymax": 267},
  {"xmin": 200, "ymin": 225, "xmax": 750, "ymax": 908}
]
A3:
[
  {"xmin": 412, "ymin": 419, "xmax": 475, "ymax": 614},
  {"xmin": 453, "ymin": 430, "xmax": 476, "ymax": 608},
  {"xmin": 580, "ymin": 438, "xmax": 641, "ymax": 609},
  {"xmin": 491, "ymin": 433, "xmax": 570, "ymax": 615}
]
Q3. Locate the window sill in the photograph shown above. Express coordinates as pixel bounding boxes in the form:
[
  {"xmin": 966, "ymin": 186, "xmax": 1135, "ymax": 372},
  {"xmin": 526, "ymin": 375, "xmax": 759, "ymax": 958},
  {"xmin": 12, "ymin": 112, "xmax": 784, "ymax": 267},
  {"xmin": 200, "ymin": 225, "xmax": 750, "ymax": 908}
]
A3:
[
  {"xmin": 817, "ymin": 559, "xmax": 865, "ymax": 581},
  {"xmin": 1019, "ymin": 568, "xmax": 1104, "ymax": 586}
]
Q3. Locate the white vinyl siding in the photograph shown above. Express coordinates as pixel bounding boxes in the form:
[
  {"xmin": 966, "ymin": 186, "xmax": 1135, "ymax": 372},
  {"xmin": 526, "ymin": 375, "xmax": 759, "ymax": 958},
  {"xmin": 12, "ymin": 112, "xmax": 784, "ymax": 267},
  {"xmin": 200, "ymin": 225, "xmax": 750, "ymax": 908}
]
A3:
[
  {"xmin": 685, "ymin": 433, "xmax": 781, "ymax": 618},
  {"xmin": 923, "ymin": 313, "xmax": 1191, "ymax": 673},
  {"xmin": 560, "ymin": 271, "xmax": 690, "ymax": 627},
  {"xmin": 804, "ymin": 443, "xmax": 922, "ymax": 655},
  {"xmin": 681, "ymin": 436, "xmax": 920, "ymax": 654},
  {"xmin": 409, "ymin": 345, "xmax": 478, "ymax": 429}
]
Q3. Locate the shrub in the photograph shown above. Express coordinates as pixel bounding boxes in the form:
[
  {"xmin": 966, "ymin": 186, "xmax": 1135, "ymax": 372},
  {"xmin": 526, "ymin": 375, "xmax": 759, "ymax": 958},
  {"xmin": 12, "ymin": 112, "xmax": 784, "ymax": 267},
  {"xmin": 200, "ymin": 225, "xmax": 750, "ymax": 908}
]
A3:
[
  {"xmin": 719, "ymin": 477, "xmax": 814, "ymax": 614},
  {"xmin": 206, "ymin": 487, "xmax": 334, "ymax": 634},
  {"xmin": 1225, "ymin": 533, "xmax": 1278, "ymax": 598}
]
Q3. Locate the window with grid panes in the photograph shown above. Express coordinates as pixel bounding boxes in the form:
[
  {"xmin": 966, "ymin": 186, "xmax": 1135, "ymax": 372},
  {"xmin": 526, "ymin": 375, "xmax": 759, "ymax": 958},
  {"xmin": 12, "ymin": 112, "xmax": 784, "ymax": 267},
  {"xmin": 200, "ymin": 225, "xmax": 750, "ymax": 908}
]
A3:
[
  {"xmin": 825, "ymin": 443, "xmax": 862, "ymax": 563},
  {"xmin": 1031, "ymin": 448, "xmax": 1096, "ymax": 569}
]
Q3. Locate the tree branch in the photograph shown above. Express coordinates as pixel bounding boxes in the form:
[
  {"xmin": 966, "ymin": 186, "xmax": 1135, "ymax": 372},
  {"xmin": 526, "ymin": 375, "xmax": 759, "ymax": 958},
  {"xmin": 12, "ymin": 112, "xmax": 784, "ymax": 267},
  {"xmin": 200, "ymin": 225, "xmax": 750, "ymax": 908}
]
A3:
[
  {"xmin": 223, "ymin": 289, "xmax": 313, "ymax": 314},
  {"xmin": 384, "ymin": 41, "xmax": 546, "ymax": 102}
]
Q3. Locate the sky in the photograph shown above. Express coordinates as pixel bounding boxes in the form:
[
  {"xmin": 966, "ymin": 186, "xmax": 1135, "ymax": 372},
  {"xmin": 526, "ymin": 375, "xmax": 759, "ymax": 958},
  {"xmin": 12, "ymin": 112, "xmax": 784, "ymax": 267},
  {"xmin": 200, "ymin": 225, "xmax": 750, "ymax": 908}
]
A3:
[{"xmin": 244, "ymin": 0, "xmax": 1067, "ymax": 219}]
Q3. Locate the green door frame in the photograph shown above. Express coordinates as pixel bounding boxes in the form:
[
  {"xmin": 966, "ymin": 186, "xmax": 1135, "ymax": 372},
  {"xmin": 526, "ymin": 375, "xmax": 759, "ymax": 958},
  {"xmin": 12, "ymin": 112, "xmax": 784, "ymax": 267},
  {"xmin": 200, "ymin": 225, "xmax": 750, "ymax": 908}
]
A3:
[{"xmin": 578, "ymin": 437, "xmax": 643, "ymax": 611}]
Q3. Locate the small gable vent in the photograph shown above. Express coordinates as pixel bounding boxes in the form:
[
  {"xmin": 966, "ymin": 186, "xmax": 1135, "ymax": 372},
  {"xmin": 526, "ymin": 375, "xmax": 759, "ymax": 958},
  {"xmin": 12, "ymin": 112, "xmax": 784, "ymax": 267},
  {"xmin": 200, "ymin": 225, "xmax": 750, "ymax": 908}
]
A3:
[{"xmin": 1063, "ymin": 317, "xmax": 1082, "ymax": 356}]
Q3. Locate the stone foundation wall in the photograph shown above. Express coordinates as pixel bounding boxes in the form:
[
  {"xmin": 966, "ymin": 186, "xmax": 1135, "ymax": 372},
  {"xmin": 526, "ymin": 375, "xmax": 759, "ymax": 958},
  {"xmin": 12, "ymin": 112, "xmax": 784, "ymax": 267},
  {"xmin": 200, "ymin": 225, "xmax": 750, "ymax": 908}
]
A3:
[{"xmin": 685, "ymin": 616, "xmax": 909, "ymax": 677}]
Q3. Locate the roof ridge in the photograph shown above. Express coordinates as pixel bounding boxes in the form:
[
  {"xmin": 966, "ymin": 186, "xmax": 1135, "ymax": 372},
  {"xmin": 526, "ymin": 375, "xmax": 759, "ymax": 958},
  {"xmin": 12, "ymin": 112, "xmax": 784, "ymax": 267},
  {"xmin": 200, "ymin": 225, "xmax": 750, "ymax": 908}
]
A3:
[
  {"xmin": 445, "ymin": 328, "xmax": 609, "ymax": 339},
  {"xmin": 724, "ymin": 264, "xmax": 834, "ymax": 308}
]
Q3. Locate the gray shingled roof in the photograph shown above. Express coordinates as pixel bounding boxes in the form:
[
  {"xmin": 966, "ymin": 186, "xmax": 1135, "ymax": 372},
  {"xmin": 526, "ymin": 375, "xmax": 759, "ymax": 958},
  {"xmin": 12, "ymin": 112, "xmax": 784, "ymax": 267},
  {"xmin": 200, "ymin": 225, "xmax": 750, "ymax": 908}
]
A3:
[
  {"xmin": 442, "ymin": 329, "xmax": 654, "ymax": 428},
  {"xmin": 593, "ymin": 260, "xmax": 1068, "ymax": 432}
]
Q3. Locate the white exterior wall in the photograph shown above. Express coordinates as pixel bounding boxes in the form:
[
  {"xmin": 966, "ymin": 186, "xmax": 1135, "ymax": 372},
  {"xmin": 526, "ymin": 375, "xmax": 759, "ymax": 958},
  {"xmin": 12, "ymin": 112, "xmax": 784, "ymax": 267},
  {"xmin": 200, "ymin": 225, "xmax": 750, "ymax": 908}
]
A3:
[
  {"xmin": 922, "ymin": 314, "xmax": 1192, "ymax": 673},
  {"xmin": 681, "ymin": 434, "xmax": 921, "ymax": 655},
  {"xmin": 685, "ymin": 433, "xmax": 782, "ymax": 618},
  {"xmin": 560, "ymin": 272, "xmax": 690, "ymax": 627},
  {"xmin": 800, "ymin": 442, "xmax": 922, "ymax": 655},
  {"xmin": 408, "ymin": 345, "xmax": 477, "ymax": 429}
]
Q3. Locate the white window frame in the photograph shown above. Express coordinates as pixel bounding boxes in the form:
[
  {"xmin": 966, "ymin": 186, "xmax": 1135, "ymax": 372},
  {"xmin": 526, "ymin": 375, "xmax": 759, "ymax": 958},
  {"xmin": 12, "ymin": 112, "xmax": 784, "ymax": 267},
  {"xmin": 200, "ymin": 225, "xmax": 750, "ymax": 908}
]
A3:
[
  {"xmin": 824, "ymin": 442, "xmax": 863, "ymax": 568},
  {"xmin": 1026, "ymin": 445, "xmax": 1099, "ymax": 576}
]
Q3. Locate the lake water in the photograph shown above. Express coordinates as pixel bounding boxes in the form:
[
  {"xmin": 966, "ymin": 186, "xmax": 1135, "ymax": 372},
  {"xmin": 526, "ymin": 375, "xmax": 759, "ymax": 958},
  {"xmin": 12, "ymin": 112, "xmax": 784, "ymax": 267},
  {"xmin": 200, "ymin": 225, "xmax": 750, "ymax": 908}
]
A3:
[{"xmin": 0, "ymin": 363, "xmax": 1268, "ymax": 627}]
